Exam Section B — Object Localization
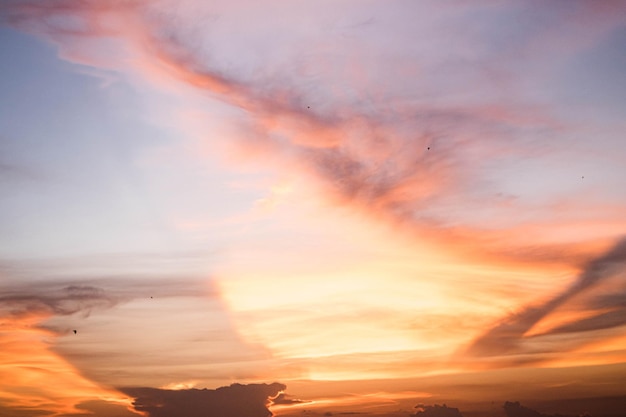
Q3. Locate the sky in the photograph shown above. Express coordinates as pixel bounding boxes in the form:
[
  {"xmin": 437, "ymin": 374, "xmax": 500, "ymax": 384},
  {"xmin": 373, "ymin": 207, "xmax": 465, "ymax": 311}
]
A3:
[{"xmin": 0, "ymin": 1, "xmax": 625, "ymax": 416}]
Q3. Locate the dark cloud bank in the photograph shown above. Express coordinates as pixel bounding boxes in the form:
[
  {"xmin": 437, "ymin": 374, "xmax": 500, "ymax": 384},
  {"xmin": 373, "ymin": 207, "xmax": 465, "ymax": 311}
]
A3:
[
  {"xmin": 121, "ymin": 382, "xmax": 285, "ymax": 417},
  {"xmin": 415, "ymin": 399, "xmax": 626, "ymax": 417},
  {"xmin": 117, "ymin": 388, "xmax": 626, "ymax": 417},
  {"xmin": 415, "ymin": 404, "xmax": 463, "ymax": 417}
]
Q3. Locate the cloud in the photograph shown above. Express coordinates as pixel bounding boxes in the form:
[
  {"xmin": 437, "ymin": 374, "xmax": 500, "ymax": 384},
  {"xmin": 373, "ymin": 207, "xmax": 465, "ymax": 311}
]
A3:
[
  {"xmin": 466, "ymin": 237, "xmax": 626, "ymax": 358},
  {"xmin": 518, "ymin": 396, "xmax": 626, "ymax": 417},
  {"xmin": 0, "ymin": 404, "xmax": 53, "ymax": 417},
  {"xmin": 0, "ymin": 281, "xmax": 129, "ymax": 413},
  {"xmin": 0, "ymin": 284, "xmax": 118, "ymax": 319},
  {"xmin": 0, "ymin": 259, "xmax": 216, "ymax": 320},
  {"xmin": 543, "ymin": 308, "xmax": 626, "ymax": 336},
  {"xmin": 503, "ymin": 401, "xmax": 546, "ymax": 417},
  {"xmin": 0, "ymin": 310, "xmax": 138, "ymax": 417},
  {"xmin": 502, "ymin": 401, "xmax": 585, "ymax": 417},
  {"xmin": 270, "ymin": 393, "xmax": 308, "ymax": 406},
  {"xmin": 63, "ymin": 399, "xmax": 145, "ymax": 417},
  {"xmin": 0, "ymin": 275, "xmax": 211, "ymax": 322},
  {"xmin": 0, "ymin": 271, "xmax": 276, "ymax": 415},
  {"xmin": 122, "ymin": 383, "xmax": 286, "ymax": 417},
  {"xmin": 2, "ymin": 0, "xmax": 624, "ymax": 271},
  {"xmin": 0, "ymin": 270, "xmax": 256, "ymax": 387},
  {"xmin": 414, "ymin": 404, "xmax": 464, "ymax": 417}
]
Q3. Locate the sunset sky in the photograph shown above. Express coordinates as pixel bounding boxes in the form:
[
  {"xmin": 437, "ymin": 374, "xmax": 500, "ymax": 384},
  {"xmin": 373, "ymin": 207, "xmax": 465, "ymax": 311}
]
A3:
[{"xmin": 1, "ymin": 1, "xmax": 625, "ymax": 416}]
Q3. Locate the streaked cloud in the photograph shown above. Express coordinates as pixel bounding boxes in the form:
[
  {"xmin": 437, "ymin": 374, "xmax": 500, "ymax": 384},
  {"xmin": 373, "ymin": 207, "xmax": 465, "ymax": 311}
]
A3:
[
  {"xmin": 0, "ymin": 310, "xmax": 138, "ymax": 417},
  {"xmin": 466, "ymin": 238, "xmax": 626, "ymax": 365}
]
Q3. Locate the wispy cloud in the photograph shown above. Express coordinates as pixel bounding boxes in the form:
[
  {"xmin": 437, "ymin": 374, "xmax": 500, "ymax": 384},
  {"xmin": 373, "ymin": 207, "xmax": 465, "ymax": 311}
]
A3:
[
  {"xmin": 0, "ymin": 284, "xmax": 118, "ymax": 319},
  {"xmin": 2, "ymin": 0, "xmax": 623, "ymax": 267},
  {"xmin": 466, "ymin": 237, "xmax": 626, "ymax": 362},
  {"xmin": 0, "ymin": 310, "xmax": 138, "ymax": 417}
]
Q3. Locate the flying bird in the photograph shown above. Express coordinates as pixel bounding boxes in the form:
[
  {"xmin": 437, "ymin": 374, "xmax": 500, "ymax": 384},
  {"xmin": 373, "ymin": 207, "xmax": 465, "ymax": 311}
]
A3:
[{"xmin": 73, "ymin": 330, "xmax": 77, "ymax": 334}]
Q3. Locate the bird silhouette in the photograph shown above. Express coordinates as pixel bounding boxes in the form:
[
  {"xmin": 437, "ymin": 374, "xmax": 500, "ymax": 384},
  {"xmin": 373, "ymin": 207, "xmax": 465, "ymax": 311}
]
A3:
[{"xmin": 73, "ymin": 330, "xmax": 77, "ymax": 334}]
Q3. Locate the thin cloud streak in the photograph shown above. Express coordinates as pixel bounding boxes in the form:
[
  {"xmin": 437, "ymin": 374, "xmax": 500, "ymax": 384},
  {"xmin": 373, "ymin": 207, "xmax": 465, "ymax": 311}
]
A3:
[
  {"xmin": 466, "ymin": 237, "xmax": 626, "ymax": 360},
  {"xmin": 0, "ymin": 273, "xmax": 214, "ymax": 321}
]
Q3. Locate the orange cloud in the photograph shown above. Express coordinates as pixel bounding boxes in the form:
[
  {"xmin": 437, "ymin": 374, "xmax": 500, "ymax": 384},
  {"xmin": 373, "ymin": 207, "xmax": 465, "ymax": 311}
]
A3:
[
  {"xmin": 464, "ymin": 238, "xmax": 626, "ymax": 366},
  {"xmin": 0, "ymin": 311, "xmax": 138, "ymax": 416}
]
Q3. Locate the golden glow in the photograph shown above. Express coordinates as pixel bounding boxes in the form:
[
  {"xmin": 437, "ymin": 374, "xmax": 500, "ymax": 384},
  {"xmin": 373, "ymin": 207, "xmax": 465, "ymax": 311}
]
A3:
[
  {"xmin": 539, "ymin": 332, "xmax": 626, "ymax": 369},
  {"xmin": 160, "ymin": 380, "xmax": 200, "ymax": 390},
  {"xmin": 0, "ymin": 313, "xmax": 139, "ymax": 416},
  {"xmin": 271, "ymin": 390, "xmax": 433, "ymax": 416},
  {"xmin": 213, "ymin": 181, "xmax": 584, "ymax": 380}
]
